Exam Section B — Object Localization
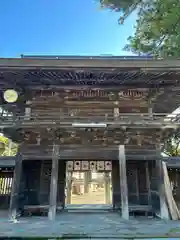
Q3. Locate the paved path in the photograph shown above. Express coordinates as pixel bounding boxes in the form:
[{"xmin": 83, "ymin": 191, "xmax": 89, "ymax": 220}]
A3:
[
  {"xmin": 1, "ymin": 212, "xmax": 180, "ymax": 238},
  {"xmin": 1, "ymin": 190, "xmax": 180, "ymax": 238}
]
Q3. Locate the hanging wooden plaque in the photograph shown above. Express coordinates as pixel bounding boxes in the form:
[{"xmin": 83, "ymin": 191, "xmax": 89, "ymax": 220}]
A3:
[
  {"xmin": 105, "ymin": 161, "xmax": 112, "ymax": 171},
  {"xmin": 90, "ymin": 161, "xmax": 96, "ymax": 171},
  {"xmin": 67, "ymin": 161, "xmax": 74, "ymax": 171},
  {"xmin": 74, "ymin": 161, "xmax": 81, "ymax": 171},
  {"xmin": 97, "ymin": 161, "xmax": 105, "ymax": 171},
  {"xmin": 81, "ymin": 161, "xmax": 89, "ymax": 171}
]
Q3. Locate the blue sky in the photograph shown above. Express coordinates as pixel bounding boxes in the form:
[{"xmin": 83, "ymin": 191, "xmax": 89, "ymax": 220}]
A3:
[{"xmin": 0, "ymin": 0, "xmax": 137, "ymax": 57}]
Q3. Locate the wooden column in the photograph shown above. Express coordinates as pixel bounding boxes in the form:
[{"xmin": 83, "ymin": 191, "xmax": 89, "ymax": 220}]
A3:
[
  {"xmin": 25, "ymin": 100, "xmax": 31, "ymax": 120},
  {"xmin": 84, "ymin": 171, "xmax": 89, "ymax": 193},
  {"xmin": 145, "ymin": 161, "xmax": 151, "ymax": 205},
  {"xmin": 66, "ymin": 172, "xmax": 72, "ymax": 204},
  {"xmin": 118, "ymin": 145, "xmax": 129, "ymax": 220},
  {"xmin": 57, "ymin": 160, "xmax": 66, "ymax": 209},
  {"xmin": 48, "ymin": 144, "xmax": 59, "ymax": 220},
  {"xmin": 9, "ymin": 148, "xmax": 23, "ymax": 219},
  {"xmin": 104, "ymin": 172, "xmax": 111, "ymax": 204},
  {"xmin": 156, "ymin": 159, "xmax": 169, "ymax": 220},
  {"xmin": 112, "ymin": 160, "xmax": 121, "ymax": 209}
]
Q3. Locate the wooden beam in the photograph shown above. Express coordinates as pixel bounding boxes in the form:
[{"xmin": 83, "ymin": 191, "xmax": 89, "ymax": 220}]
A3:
[
  {"xmin": 164, "ymin": 157, "xmax": 180, "ymax": 168},
  {"xmin": 9, "ymin": 148, "xmax": 23, "ymax": 219},
  {"xmin": 1, "ymin": 57, "xmax": 180, "ymax": 70},
  {"xmin": 0, "ymin": 119, "xmax": 179, "ymax": 129},
  {"xmin": 21, "ymin": 145, "xmax": 161, "ymax": 161},
  {"xmin": 0, "ymin": 157, "xmax": 15, "ymax": 167},
  {"xmin": 156, "ymin": 159, "xmax": 169, "ymax": 220},
  {"xmin": 118, "ymin": 145, "xmax": 129, "ymax": 220},
  {"xmin": 162, "ymin": 161, "xmax": 179, "ymax": 220},
  {"xmin": 48, "ymin": 144, "xmax": 59, "ymax": 220},
  {"xmin": 22, "ymin": 151, "xmax": 161, "ymax": 161},
  {"xmin": 145, "ymin": 161, "xmax": 151, "ymax": 205}
]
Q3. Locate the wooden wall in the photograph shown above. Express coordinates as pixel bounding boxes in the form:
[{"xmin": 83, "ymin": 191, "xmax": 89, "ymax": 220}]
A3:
[
  {"xmin": 22, "ymin": 160, "xmax": 66, "ymax": 207},
  {"xmin": 20, "ymin": 160, "xmax": 156, "ymax": 208},
  {"xmin": 112, "ymin": 160, "xmax": 155, "ymax": 208},
  {"xmin": 0, "ymin": 159, "xmax": 165, "ymax": 212}
]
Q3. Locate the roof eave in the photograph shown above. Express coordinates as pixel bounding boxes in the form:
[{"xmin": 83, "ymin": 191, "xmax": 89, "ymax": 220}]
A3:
[{"xmin": 0, "ymin": 58, "xmax": 180, "ymax": 71}]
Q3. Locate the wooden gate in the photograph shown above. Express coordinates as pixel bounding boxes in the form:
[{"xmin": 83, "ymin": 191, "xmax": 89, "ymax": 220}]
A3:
[{"xmin": 0, "ymin": 168, "xmax": 13, "ymax": 209}]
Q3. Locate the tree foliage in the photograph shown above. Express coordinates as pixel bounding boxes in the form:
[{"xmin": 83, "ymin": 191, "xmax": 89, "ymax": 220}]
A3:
[
  {"xmin": 100, "ymin": 0, "xmax": 139, "ymax": 23},
  {"xmin": 0, "ymin": 135, "xmax": 18, "ymax": 156},
  {"xmin": 163, "ymin": 131, "xmax": 180, "ymax": 156},
  {"xmin": 99, "ymin": 0, "xmax": 180, "ymax": 57},
  {"xmin": 100, "ymin": 0, "xmax": 135, "ymax": 12},
  {"xmin": 99, "ymin": 0, "xmax": 180, "ymax": 156}
]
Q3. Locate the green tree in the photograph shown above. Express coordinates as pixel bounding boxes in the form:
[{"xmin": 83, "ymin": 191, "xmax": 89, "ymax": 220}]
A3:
[
  {"xmin": 99, "ymin": 0, "xmax": 139, "ymax": 23},
  {"xmin": 100, "ymin": 0, "xmax": 180, "ymax": 155},
  {"xmin": 99, "ymin": 0, "xmax": 180, "ymax": 57},
  {"xmin": 0, "ymin": 135, "xmax": 18, "ymax": 156},
  {"xmin": 163, "ymin": 130, "xmax": 180, "ymax": 156}
]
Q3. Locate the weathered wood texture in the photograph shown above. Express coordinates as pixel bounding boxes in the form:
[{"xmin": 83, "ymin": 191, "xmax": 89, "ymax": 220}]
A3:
[
  {"xmin": 3, "ymin": 159, "xmax": 180, "ymax": 218},
  {"xmin": 48, "ymin": 145, "xmax": 59, "ymax": 220},
  {"xmin": 112, "ymin": 160, "xmax": 121, "ymax": 208},
  {"xmin": 22, "ymin": 128, "xmax": 161, "ymax": 149},
  {"xmin": 156, "ymin": 160, "xmax": 169, "ymax": 219},
  {"xmin": 0, "ymin": 157, "xmax": 15, "ymax": 167},
  {"xmin": 39, "ymin": 160, "xmax": 51, "ymax": 204},
  {"xmin": 148, "ymin": 161, "xmax": 160, "ymax": 211},
  {"xmin": 9, "ymin": 151, "xmax": 23, "ymax": 218},
  {"xmin": 57, "ymin": 160, "xmax": 66, "ymax": 208},
  {"xmin": 19, "ymin": 160, "xmax": 66, "ymax": 208},
  {"xmin": 21, "ymin": 150, "xmax": 160, "ymax": 161},
  {"xmin": 1, "ymin": 58, "xmax": 180, "ymax": 220},
  {"xmin": 112, "ymin": 160, "xmax": 152, "ymax": 209},
  {"xmin": 162, "ymin": 161, "xmax": 179, "ymax": 220},
  {"xmin": 119, "ymin": 145, "xmax": 129, "ymax": 219},
  {"xmin": 2, "ymin": 88, "xmax": 171, "ymax": 146},
  {"xmin": 21, "ymin": 159, "xmax": 154, "ymax": 210},
  {"xmin": 23, "ymin": 160, "xmax": 41, "ymax": 205},
  {"xmin": 104, "ymin": 172, "xmax": 111, "ymax": 204}
]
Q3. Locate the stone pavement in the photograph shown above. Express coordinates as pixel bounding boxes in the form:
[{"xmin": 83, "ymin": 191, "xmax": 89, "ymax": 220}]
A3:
[{"xmin": 1, "ymin": 212, "xmax": 180, "ymax": 238}]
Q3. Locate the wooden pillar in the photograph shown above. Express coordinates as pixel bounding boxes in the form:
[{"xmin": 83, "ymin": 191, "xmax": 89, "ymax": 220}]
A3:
[
  {"xmin": 118, "ymin": 145, "xmax": 129, "ymax": 220},
  {"xmin": 112, "ymin": 160, "xmax": 121, "ymax": 209},
  {"xmin": 9, "ymin": 148, "xmax": 23, "ymax": 219},
  {"xmin": 84, "ymin": 171, "xmax": 89, "ymax": 193},
  {"xmin": 156, "ymin": 159, "xmax": 169, "ymax": 220},
  {"xmin": 48, "ymin": 144, "xmax": 59, "ymax": 220},
  {"xmin": 66, "ymin": 172, "xmax": 72, "ymax": 204},
  {"xmin": 25, "ymin": 100, "xmax": 31, "ymax": 120},
  {"xmin": 104, "ymin": 172, "xmax": 111, "ymax": 204},
  {"xmin": 57, "ymin": 160, "xmax": 66, "ymax": 209},
  {"xmin": 145, "ymin": 161, "xmax": 151, "ymax": 205}
]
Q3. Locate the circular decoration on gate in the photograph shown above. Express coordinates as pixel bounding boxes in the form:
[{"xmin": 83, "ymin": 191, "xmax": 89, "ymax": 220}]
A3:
[{"xmin": 3, "ymin": 89, "xmax": 18, "ymax": 103}]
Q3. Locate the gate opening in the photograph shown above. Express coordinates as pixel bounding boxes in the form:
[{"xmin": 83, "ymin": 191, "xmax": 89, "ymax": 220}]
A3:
[{"xmin": 65, "ymin": 160, "xmax": 112, "ymax": 210}]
